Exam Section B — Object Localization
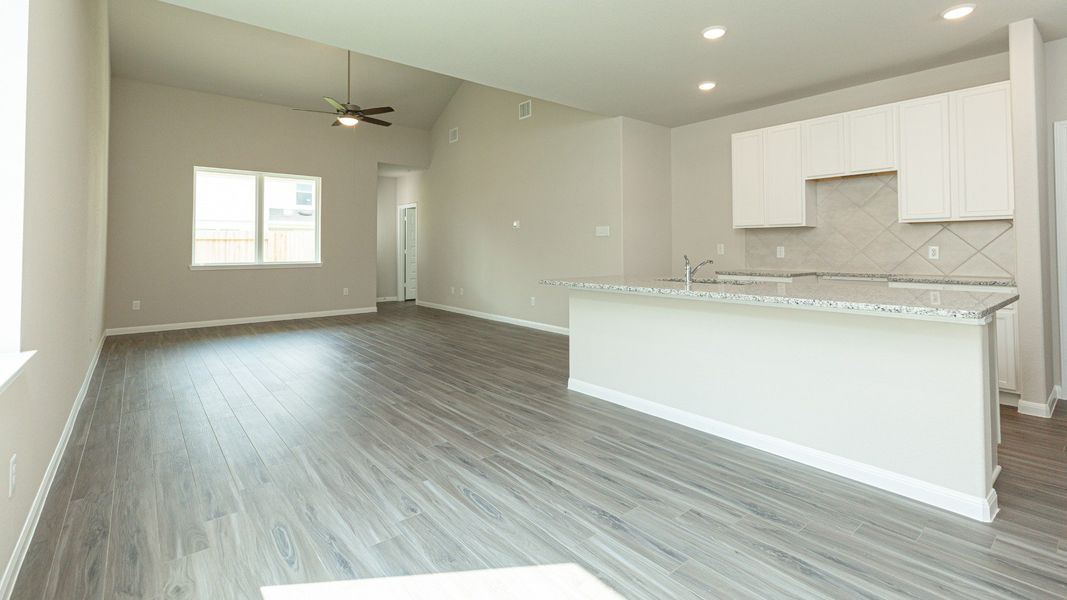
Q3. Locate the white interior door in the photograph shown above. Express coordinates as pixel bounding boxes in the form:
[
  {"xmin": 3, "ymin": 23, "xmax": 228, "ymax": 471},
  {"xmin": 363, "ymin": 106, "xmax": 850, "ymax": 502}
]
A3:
[{"xmin": 402, "ymin": 206, "xmax": 417, "ymax": 300}]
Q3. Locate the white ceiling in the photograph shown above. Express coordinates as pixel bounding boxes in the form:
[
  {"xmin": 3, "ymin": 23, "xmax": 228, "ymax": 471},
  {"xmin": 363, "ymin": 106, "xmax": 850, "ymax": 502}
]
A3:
[
  {"xmin": 109, "ymin": 0, "xmax": 462, "ymax": 130},
  {"xmin": 159, "ymin": 0, "xmax": 1067, "ymax": 127}
]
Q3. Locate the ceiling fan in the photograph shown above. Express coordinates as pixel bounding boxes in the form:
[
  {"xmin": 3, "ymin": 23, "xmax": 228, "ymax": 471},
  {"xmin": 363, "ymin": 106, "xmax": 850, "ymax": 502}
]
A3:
[{"xmin": 292, "ymin": 51, "xmax": 394, "ymax": 127}]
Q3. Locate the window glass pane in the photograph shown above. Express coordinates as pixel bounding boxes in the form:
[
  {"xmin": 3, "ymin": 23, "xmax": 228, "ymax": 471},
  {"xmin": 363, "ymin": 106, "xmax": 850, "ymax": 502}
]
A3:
[
  {"xmin": 194, "ymin": 170, "xmax": 256, "ymax": 264},
  {"xmin": 263, "ymin": 176, "xmax": 317, "ymax": 263}
]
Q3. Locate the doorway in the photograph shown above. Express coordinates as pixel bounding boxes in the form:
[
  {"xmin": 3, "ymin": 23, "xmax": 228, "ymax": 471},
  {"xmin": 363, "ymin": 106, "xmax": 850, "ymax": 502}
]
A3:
[{"xmin": 398, "ymin": 204, "xmax": 417, "ymax": 301}]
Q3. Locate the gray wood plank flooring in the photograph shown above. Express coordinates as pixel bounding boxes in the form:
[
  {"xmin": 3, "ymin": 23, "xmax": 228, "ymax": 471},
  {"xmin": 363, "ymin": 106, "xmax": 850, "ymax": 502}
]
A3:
[{"xmin": 11, "ymin": 301, "xmax": 1067, "ymax": 599}]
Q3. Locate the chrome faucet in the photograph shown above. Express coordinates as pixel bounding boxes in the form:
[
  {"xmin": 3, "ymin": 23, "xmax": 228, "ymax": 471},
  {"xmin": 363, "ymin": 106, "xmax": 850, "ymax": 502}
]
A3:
[{"xmin": 684, "ymin": 255, "xmax": 714, "ymax": 285}]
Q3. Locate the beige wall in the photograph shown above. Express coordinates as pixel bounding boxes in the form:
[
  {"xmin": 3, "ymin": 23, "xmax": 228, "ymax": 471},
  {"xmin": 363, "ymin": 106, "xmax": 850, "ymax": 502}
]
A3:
[
  {"xmin": 1046, "ymin": 36, "xmax": 1066, "ymax": 391},
  {"xmin": 419, "ymin": 82, "xmax": 627, "ymax": 328},
  {"xmin": 376, "ymin": 176, "xmax": 399, "ymax": 298},
  {"xmin": 105, "ymin": 78, "xmax": 430, "ymax": 329},
  {"xmin": 670, "ymin": 53, "xmax": 1009, "ymax": 277},
  {"xmin": 1010, "ymin": 20, "xmax": 1057, "ymax": 409},
  {"xmin": 0, "ymin": 0, "xmax": 109, "ymax": 586},
  {"xmin": 621, "ymin": 117, "xmax": 672, "ymax": 275}
]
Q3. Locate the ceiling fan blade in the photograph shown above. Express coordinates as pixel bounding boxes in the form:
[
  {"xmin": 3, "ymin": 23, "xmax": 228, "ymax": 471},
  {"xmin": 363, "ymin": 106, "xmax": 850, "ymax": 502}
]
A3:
[
  {"xmin": 323, "ymin": 96, "xmax": 346, "ymax": 112},
  {"xmin": 359, "ymin": 116, "xmax": 392, "ymax": 127},
  {"xmin": 331, "ymin": 119, "xmax": 341, "ymax": 127},
  {"xmin": 357, "ymin": 106, "xmax": 394, "ymax": 116},
  {"xmin": 292, "ymin": 108, "xmax": 340, "ymax": 115}
]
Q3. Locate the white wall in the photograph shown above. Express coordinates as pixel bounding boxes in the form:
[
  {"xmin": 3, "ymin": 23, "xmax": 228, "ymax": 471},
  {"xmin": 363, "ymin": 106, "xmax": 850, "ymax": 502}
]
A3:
[
  {"xmin": 376, "ymin": 176, "xmax": 399, "ymax": 298},
  {"xmin": 105, "ymin": 78, "xmax": 430, "ymax": 329},
  {"xmin": 621, "ymin": 117, "xmax": 672, "ymax": 275},
  {"xmin": 670, "ymin": 53, "xmax": 1009, "ymax": 276},
  {"xmin": 418, "ymin": 82, "xmax": 625, "ymax": 328},
  {"xmin": 0, "ymin": 0, "xmax": 110, "ymax": 588},
  {"xmin": 1046, "ymin": 36, "xmax": 1067, "ymax": 392},
  {"xmin": 1009, "ymin": 20, "xmax": 1057, "ymax": 412}
]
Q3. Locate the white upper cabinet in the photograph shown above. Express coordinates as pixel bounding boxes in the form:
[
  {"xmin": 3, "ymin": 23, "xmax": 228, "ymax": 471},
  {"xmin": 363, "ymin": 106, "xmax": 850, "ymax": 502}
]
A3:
[
  {"xmin": 764, "ymin": 125, "xmax": 805, "ymax": 225},
  {"xmin": 898, "ymin": 94, "xmax": 953, "ymax": 221},
  {"xmin": 899, "ymin": 82, "xmax": 1014, "ymax": 222},
  {"xmin": 847, "ymin": 104, "xmax": 897, "ymax": 174},
  {"xmin": 731, "ymin": 130, "xmax": 765, "ymax": 227},
  {"xmin": 731, "ymin": 81, "xmax": 1012, "ymax": 228},
  {"xmin": 802, "ymin": 115, "xmax": 846, "ymax": 178},
  {"xmin": 732, "ymin": 124, "xmax": 813, "ymax": 228},
  {"xmin": 953, "ymin": 82, "xmax": 1014, "ymax": 219}
]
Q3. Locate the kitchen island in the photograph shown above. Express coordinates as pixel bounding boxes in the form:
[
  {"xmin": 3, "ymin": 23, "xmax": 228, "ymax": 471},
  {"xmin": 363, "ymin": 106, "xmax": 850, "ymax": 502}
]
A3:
[{"xmin": 541, "ymin": 274, "xmax": 1019, "ymax": 521}]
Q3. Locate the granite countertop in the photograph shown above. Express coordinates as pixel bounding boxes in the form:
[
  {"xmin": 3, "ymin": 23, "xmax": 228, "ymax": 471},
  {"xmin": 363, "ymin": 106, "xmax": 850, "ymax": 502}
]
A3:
[
  {"xmin": 714, "ymin": 269, "xmax": 1016, "ymax": 287},
  {"xmin": 540, "ymin": 275, "xmax": 1019, "ymax": 322}
]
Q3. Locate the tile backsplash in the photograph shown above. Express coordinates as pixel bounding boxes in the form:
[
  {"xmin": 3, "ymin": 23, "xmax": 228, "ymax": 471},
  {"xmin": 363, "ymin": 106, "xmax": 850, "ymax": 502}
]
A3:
[{"xmin": 745, "ymin": 173, "xmax": 1016, "ymax": 277}]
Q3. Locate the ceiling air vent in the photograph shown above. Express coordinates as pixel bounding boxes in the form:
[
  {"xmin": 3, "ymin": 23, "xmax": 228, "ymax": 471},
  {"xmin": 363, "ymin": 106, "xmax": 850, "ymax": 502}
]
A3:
[
  {"xmin": 519, "ymin": 100, "xmax": 532, "ymax": 120},
  {"xmin": 448, "ymin": 127, "xmax": 460, "ymax": 144}
]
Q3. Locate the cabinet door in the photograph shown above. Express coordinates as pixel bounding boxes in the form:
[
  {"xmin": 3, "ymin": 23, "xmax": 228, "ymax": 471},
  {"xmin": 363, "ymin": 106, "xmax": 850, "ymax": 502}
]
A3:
[
  {"xmin": 898, "ymin": 94, "xmax": 952, "ymax": 221},
  {"xmin": 996, "ymin": 306, "xmax": 1018, "ymax": 391},
  {"xmin": 953, "ymin": 82, "xmax": 1014, "ymax": 219},
  {"xmin": 732, "ymin": 131, "xmax": 765, "ymax": 228},
  {"xmin": 848, "ymin": 104, "xmax": 896, "ymax": 174},
  {"xmin": 802, "ymin": 115, "xmax": 846, "ymax": 178},
  {"xmin": 763, "ymin": 124, "xmax": 805, "ymax": 226}
]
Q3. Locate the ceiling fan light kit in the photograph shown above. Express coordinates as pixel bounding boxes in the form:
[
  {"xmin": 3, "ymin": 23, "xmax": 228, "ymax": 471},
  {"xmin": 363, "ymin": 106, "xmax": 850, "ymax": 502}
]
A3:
[{"xmin": 290, "ymin": 51, "xmax": 395, "ymax": 128}]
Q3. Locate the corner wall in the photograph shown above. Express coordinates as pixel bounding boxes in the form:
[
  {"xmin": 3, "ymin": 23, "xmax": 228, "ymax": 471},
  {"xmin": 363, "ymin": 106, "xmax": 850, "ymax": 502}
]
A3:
[
  {"xmin": 0, "ymin": 0, "xmax": 110, "ymax": 590},
  {"xmin": 376, "ymin": 176, "xmax": 399, "ymax": 298},
  {"xmin": 105, "ymin": 79, "xmax": 430, "ymax": 330}
]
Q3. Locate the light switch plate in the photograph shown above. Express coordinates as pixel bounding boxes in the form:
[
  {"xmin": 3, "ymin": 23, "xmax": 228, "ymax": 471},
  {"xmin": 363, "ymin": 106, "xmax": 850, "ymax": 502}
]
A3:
[
  {"xmin": 716, "ymin": 243, "xmax": 726, "ymax": 256},
  {"xmin": 595, "ymin": 225, "xmax": 610, "ymax": 237},
  {"xmin": 512, "ymin": 220, "xmax": 521, "ymax": 229},
  {"xmin": 776, "ymin": 246, "xmax": 785, "ymax": 259}
]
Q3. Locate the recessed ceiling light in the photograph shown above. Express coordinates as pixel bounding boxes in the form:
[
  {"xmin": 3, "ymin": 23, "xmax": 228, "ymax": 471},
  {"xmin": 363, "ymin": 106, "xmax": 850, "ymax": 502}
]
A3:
[
  {"xmin": 941, "ymin": 3, "xmax": 975, "ymax": 20},
  {"xmin": 698, "ymin": 81, "xmax": 717, "ymax": 91},
  {"xmin": 702, "ymin": 26, "xmax": 727, "ymax": 40}
]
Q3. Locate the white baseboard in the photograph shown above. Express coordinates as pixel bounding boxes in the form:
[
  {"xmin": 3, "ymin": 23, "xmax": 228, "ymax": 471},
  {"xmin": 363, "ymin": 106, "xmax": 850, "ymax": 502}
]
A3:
[
  {"xmin": 376, "ymin": 296, "xmax": 399, "ymax": 302},
  {"xmin": 416, "ymin": 301, "xmax": 569, "ymax": 336},
  {"xmin": 1017, "ymin": 385, "xmax": 1060, "ymax": 418},
  {"xmin": 1, "ymin": 336, "xmax": 106, "ymax": 599},
  {"xmin": 104, "ymin": 307, "xmax": 377, "ymax": 336},
  {"xmin": 568, "ymin": 377, "xmax": 999, "ymax": 523}
]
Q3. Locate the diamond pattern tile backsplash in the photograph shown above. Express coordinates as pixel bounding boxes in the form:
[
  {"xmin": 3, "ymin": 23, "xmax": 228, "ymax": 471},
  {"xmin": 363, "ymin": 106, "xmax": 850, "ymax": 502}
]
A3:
[{"xmin": 745, "ymin": 173, "xmax": 1017, "ymax": 277}]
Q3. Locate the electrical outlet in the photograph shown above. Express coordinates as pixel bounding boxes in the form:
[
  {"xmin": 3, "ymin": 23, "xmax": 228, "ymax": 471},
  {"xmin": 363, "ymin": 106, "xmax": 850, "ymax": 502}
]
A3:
[
  {"xmin": 716, "ymin": 243, "xmax": 726, "ymax": 256},
  {"xmin": 132, "ymin": 300, "xmax": 141, "ymax": 311},
  {"xmin": 595, "ymin": 225, "xmax": 611, "ymax": 237},
  {"xmin": 530, "ymin": 296, "xmax": 536, "ymax": 306},
  {"xmin": 342, "ymin": 287, "xmax": 349, "ymax": 296},
  {"xmin": 450, "ymin": 286, "xmax": 455, "ymax": 295},
  {"xmin": 927, "ymin": 246, "xmax": 940, "ymax": 260},
  {"xmin": 776, "ymin": 246, "xmax": 785, "ymax": 259},
  {"xmin": 8, "ymin": 455, "xmax": 15, "ymax": 499},
  {"xmin": 930, "ymin": 291, "xmax": 942, "ymax": 305},
  {"xmin": 459, "ymin": 287, "xmax": 465, "ymax": 296}
]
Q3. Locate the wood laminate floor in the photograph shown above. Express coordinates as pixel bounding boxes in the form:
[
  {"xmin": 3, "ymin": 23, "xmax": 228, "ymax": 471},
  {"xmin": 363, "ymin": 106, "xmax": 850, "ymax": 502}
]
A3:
[{"xmin": 10, "ymin": 302, "xmax": 1067, "ymax": 599}]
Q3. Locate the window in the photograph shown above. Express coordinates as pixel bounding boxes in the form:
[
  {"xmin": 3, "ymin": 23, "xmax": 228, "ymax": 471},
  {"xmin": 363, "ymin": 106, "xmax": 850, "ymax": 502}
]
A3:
[{"xmin": 193, "ymin": 167, "xmax": 321, "ymax": 267}]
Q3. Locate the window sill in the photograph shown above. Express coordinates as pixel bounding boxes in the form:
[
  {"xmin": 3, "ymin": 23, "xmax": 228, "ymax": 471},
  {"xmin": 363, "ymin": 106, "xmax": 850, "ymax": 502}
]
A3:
[
  {"xmin": 0, "ymin": 350, "xmax": 35, "ymax": 397},
  {"xmin": 190, "ymin": 262, "xmax": 322, "ymax": 271}
]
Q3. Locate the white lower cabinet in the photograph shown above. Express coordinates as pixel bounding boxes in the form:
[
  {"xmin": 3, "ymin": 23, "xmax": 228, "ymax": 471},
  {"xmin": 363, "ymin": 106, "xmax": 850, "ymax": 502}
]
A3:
[{"xmin": 996, "ymin": 305, "xmax": 1019, "ymax": 392}]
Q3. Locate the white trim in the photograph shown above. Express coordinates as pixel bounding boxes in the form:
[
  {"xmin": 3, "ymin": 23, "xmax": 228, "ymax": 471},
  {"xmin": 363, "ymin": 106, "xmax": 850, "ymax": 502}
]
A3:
[
  {"xmin": 416, "ymin": 301, "xmax": 569, "ymax": 336},
  {"xmin": 568, "ymin": 377, "xmax": 999, "ymax": 522},
  {"xmin": 1017, "ymin": 385, "xmax": 1060, "ymax": 418},
  {"xmin": 104, "ymin": 307, "xmax": 377, "ymax": 336},
  {"xmin": 189, "ymin": 262, "xmax": 322, "ymax": 271},
  {"xmin": 1055, "ymin": 121, "xmax": 1067, "ymax": 399},
  {"xmin": 0, "ymin": 351, "xmax": 34, "ymax": 397},
  {"xmin": 1, "ymin": 337, "xmax": 104, "ymax": 599},
  {"xmin": 397, "ymin": 203, "xmax": 417, "ymax": 301},
  {"xmin": 376, "ymin": 296, "xmax": 399, "ymax": 302}
]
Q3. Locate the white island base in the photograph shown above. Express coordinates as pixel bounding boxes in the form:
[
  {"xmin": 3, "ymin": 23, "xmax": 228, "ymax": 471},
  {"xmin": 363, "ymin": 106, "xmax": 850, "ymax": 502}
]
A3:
[{"xmin": 566, "ymin": 291, "xmax": 1001, "ymax": 521}]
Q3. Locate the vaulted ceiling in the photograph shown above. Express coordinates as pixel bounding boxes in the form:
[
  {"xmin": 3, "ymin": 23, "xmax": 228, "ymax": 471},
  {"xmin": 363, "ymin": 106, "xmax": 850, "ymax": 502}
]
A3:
[
  {"xmin": 158, "ymin": 0, "xmax": 1067, "ymax": 127},
  {"xmin": 109, "ymin": 0, "xmax": 462, "ymax": 130}
]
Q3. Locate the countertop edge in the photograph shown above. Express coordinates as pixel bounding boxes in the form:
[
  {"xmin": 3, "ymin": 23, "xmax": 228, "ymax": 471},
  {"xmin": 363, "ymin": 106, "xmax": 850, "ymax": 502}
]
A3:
[{"xmin": 540, "ymin": 279, "xmax": 1019, "ymax": 323}]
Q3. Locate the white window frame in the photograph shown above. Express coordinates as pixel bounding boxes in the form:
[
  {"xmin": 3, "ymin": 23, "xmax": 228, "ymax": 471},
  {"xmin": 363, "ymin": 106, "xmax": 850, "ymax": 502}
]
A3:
[{"xmin": 191, "ymin": 166, "xmax": 323, "ymax": 270}]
